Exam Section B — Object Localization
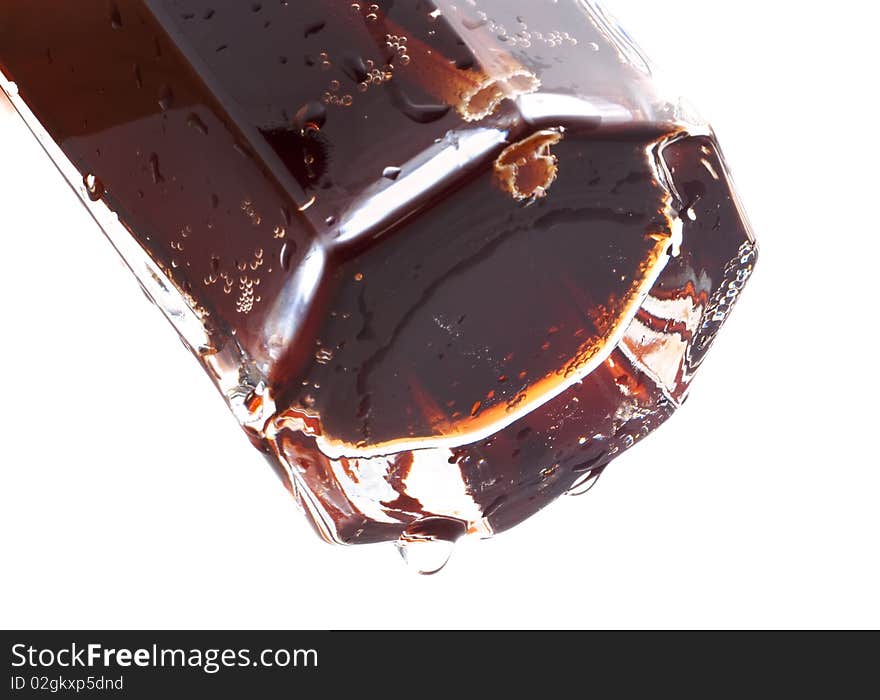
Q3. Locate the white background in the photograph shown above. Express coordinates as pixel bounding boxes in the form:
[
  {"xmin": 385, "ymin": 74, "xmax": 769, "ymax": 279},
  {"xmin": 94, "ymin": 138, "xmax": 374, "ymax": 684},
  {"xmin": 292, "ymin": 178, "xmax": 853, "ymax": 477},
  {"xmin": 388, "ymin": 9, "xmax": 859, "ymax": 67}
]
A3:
[{"xmin": 1, "ymin": 0, "xmax": 878, "ymax": 630}]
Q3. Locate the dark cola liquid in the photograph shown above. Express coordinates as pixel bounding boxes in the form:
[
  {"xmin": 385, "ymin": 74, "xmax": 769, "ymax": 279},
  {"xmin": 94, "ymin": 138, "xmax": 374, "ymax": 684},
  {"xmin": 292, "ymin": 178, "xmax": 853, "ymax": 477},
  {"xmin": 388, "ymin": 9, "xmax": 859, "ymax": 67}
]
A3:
[{"xmin": 0, "ymin": 1, "xmax": 756, "ymax": 545}]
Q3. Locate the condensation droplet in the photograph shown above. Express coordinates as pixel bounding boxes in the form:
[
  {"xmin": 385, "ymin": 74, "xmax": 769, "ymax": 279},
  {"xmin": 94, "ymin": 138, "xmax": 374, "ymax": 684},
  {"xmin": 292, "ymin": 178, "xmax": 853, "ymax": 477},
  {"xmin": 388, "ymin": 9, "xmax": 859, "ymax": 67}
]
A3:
[
  {"xmin": 158, "ymin": 84, "xmax": 174, "ymax": 111},
  {"xmin": 280, "ymin": 240, "xmax": 296, "ymax": 271},
  {"xmin": 186, "ymin": 113, "xmax": 208, "ymax": 135},
  {"xmin": 109, "ymin": 2, "xmax": 123, "ymax": 29},
  {"xmin": 462, "ymin": 15, "xmax": 488, "ymax": 31},
  {"xmin": 294, "ymin": 101, "xmax": 327, "ymax": 135},
  {"xmin": 83, "ymin": 173, "xmax": 104, "ymax": 201},
  {"xmin": 149, "ymin": 153, "xmax": 164, "ymax": 184}
]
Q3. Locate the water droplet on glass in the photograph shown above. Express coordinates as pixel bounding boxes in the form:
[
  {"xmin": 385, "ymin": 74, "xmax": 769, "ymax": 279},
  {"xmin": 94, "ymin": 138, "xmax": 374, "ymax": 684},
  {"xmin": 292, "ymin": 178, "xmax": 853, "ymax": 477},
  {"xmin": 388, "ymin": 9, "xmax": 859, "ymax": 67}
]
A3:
[
  {"xmin": 342, "ymin": 54, "xmax": 369, "ymax": 83},
  {"xmin": 149, "ymin": 153, "xmax": 164, "ymax": 184},
  {"xmin": 382, "ymin": 166, "xmax": 402, "ymax": 181},
  {"xmin": 386, "ymin": 83, "xmax": 450, "ymax": 124},
  {"xmin": 83, "ymin": 173, "xmax": 104, "ymax": 201},
  {"xmin": 186, "ymin": 113, "xmax": 208, "ymax": 135},
  {"xmin": 280, "ymin": 240, "xmax": 296, "ymax": 271},
  {"xmin": 462, "ymin": 14, "xmax": 488, "ymax": 30},
  {"xmin": 109, "ymin": 2, "xmax": 123, "ymax": 29},
  {"xmin": 304, "ymin": 20, "xmax": 325, "ymax": 38},
  {"xmin": 294, "ymin": 101, "xmax": 327, "ymax": 135},
  {"xmin": 158, "ymin": 84, "xmax": 174, "ymax": 111}
]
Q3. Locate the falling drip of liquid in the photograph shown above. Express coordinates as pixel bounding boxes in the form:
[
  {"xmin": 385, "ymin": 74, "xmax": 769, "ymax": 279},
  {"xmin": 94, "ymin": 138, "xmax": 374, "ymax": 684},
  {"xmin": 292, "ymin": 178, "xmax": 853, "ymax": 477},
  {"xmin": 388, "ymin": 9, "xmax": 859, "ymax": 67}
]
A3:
[
  {"xmin": 395, "ymin": 517, "xmax": 467, "ymax": 575},
  {"xmin": 386, "ymin": 83, "xmax": 450, "ymax": 124}
]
